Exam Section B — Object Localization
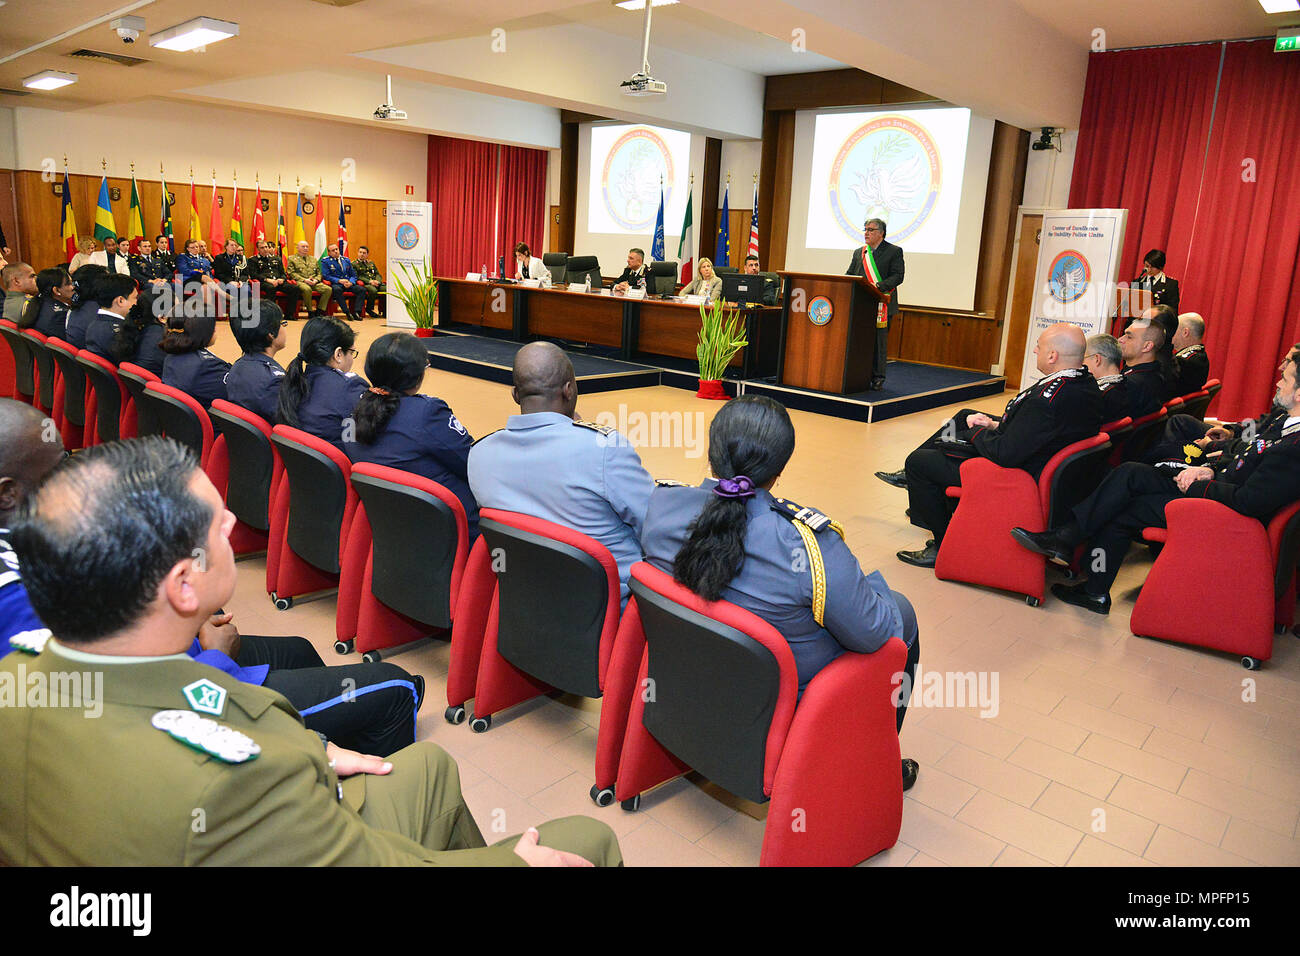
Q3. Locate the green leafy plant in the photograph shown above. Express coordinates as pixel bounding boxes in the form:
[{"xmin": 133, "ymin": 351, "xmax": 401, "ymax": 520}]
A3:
[
  {"xmin": 696, "ymin": 299, "xmax": 748, "ymax": 381},
  {"xmin": 391, "ymin": 259, "xmax": 439, "ymax": 329}
]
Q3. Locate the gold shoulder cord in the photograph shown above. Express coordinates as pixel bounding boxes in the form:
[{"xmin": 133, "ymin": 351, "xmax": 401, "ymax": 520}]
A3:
[{"xmin": 791, "ymin": 520, "xmax": 827, "ymax": 626}]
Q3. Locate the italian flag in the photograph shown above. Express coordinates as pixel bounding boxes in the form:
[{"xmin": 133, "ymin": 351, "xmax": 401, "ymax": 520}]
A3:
[{"xmin": 677, "ymin": 189, "xmax": 694, "ymax": 285}]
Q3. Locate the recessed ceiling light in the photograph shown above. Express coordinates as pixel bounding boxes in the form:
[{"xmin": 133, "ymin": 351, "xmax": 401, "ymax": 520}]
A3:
[
  {"xmin": 149, "ymin": 16, "xmax": 239, "ymax": 52},
  {"xmin": 613, "ymin": 0, "xmax": 679, "ymax": 9},
  {"xmin": 22, "ymin": 70, "xmax": 78, "ymax": 91},
  {"xmin": 1259, "ymin": 0, "xmax": 1300, "ymax": 13}
]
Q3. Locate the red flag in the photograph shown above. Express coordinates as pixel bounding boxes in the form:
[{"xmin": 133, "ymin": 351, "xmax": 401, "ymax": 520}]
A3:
[{"xmin": 251, "ymin": 181, "xmax": 266, "ymax": 244}]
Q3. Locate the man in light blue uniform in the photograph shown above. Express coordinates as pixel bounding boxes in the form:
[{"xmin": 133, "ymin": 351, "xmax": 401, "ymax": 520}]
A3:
[{"xmin": 467, "ymin": 342, "xmax": 653, "ymax": 603}]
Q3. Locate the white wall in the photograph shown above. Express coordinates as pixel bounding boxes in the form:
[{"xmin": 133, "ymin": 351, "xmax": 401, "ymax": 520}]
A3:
[
  {"xmin": 1021, "ymin": 128, "xmax": 1078, "ymax": 210},
  {"xmin": 718, "ymin": 139, "xmax": 761, "ymax": 212},
  {"xmin": 12, "ymin": 101, "xmax": 428, "ymax": 202}
]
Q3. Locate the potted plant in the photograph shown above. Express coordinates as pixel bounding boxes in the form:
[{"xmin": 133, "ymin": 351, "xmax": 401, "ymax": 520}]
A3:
[
  {"xmin": 391, "ymin": 259, "xmax": 439, "ymax": 337},
  {"xmin": 695, "ymin": 299, "xmax": 747, "ymax": 400}
]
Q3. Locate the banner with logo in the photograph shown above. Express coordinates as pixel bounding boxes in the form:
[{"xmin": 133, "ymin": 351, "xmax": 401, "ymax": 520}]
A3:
[
  {"xmin": 385, "ymin": 200, "xmax": 433, "ymax": 329},
  {"xmin": 1019, "ymin": 209, "xmax": 1128, "ymax": 390}
]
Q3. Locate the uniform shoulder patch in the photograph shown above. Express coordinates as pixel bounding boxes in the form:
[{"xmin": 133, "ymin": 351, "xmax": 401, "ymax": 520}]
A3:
[
  {"xmin": 151, "ymin": 710, "xmax": 260, "ymax": 764},
  {"xmin": 770, "ymin": 498, "xmax": 845, "ymax": 538},
  {"xmin": 573, "ymin": 419, "xmax": 615, "ymax": 435},
  {"xmin": 655, "ymin": 479, "xmax": 690, "ymax": 487}
]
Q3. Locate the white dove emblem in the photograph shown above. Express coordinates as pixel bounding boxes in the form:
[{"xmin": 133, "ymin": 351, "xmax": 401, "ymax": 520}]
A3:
[
  {"xmin": 1062, "ymin": 264, "xmax": 1085, "ymax": 295},
  {"xmin": 846, "ymin": 154, "xmax": 927, "ymax": 216}
]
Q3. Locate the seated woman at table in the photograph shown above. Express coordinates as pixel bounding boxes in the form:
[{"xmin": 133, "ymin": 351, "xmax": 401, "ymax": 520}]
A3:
[
  {"xmin": 513, "ymin": 242, "xmax": 552, "ymax": 288},
  {"xmin": 678, "ymin": 257, "xmax": 721, "ymax": 302}
]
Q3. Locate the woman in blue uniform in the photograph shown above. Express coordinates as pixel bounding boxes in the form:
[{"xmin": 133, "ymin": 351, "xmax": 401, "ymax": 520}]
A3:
[
  {"xmin": 62, "ymin": 265, "xmax": 107, "ymax": 350},
  {"xmin": 17, "ymin": 267, "xmax": 73, "ymax": 338},
  {"xmin": 125, "ymin": 284, "xmax": 168, "ymax": 375},
  {"xmin": 344, "ymin": 332, "xmax": 479, "ymax": 538},
  {"xmin": 159, "ymin": 312, "xmax": 231, "ymax": 408},
  {"xmin": 276, "ymin": 314, "xmax": 367, "ymax": 449},
  {"xmin": 639, "ymin": 394, "xmax": 923, "ymax": 790},
  {"xmin": 225, "ymin": 300, "xmax": 287, "ymax": 423}
]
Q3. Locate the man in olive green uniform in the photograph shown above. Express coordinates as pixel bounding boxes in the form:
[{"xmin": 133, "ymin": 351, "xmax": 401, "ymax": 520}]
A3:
[
  {"xmin": 286, "ymin": 239, "xmax": 331, "ymax": 318},
  {"xmin": 0, "ymin": 437, "xmax": 621, "ymax": 867},
  {"xmin": 249, "ymin": 239, "xmax": 299, "ymax": 319},
  {"xmin": 354, "ymin": 245, "xmax": 386, "ymax": 318}
]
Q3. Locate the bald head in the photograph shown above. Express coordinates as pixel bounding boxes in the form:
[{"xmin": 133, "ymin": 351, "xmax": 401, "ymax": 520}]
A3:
[
  {"xmin": 1034, "ymin": 323, "xmax": 1086, "ymax": 374},
  {"xmin": 0, "ymin": 399, "xmax": 64, "ymax": 522},
  {"xmin": 512, "ymin": 342, "xmax": 577, "ymax": 416},
  {"xmin": 2, "ymin": 262, "xmax": 36, "ymax": 294},
  {"xmin": 1174, "ymin": 312, "xmax": 1205, "ymax": 350}
]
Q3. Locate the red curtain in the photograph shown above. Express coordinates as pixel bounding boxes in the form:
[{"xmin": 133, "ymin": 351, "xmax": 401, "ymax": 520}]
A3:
[
  {"xmin": 427, "ymin": 135, "xmax": 498, "ymax": 277},
  {"xmin": 1070, "ymin": 40, "xmax": 1300, "ymax": 419},
  {"xmin": 496, "ymin": 144, "xmax": 547, "ymax": 266}
]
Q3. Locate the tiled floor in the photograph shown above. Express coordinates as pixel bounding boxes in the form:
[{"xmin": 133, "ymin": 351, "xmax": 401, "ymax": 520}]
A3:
[{"xmin": 212, "ymin": 319, "xmax": 1300, "ymax": 867}]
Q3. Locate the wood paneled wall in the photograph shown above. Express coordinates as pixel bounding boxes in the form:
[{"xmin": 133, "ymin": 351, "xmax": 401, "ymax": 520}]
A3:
[{"xmin": 10, "ymin": 170, "xmax": 393, "ymax": 278}]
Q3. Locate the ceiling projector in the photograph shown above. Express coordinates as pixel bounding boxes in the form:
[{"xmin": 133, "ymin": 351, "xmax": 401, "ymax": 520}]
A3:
[
  {"xmin": 373, "ymin": 104, "xmax": 408, "ymax": 121},
  {"xmin": 620, "ymin": 72, "xmax": 667, "ymax": 96}
]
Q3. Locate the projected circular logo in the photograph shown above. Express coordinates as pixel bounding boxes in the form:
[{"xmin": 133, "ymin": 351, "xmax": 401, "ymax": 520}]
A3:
[
  {"xmin": 828, "ymin": 115, "xmax": 941, "ymax": 245},
  {"xmin": 602, "ymin": 127, "xmax": 674, "ymax": 231},
  {"xmin": 394, "ymin": 222, "xmax": 419, "ymax": 250},
  {"xmin": 1047, "ymin": 249, "xmax": 1091, "ymax": 303},
  {"xmin": 808, "ymin": 295, "xmax": 833, "ymax": 326}
]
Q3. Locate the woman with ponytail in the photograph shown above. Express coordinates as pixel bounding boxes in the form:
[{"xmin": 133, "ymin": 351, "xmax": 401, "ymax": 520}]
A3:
[
  {"xmin": 159, "ymin": 309, "xmax": 230, "ymax": 409},
  {"xmin": 641, "ymin": 394, "xmax": 922, "ymax": 790},
  {"xmin": 276, "ymin": 314, "xmax": 367, "ymax": 449},
  {"xmin": 344, "ymin": 332, "xmax": 479, "ymax": 538}
]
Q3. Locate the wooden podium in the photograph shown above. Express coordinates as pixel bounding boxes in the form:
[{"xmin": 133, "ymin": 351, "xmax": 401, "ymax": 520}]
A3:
[{"xmin": 777, "ymin": 271, "xmax": 889, "ymax": 394}]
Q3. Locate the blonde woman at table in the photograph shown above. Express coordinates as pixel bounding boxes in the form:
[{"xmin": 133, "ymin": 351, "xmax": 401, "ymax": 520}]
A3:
[{"xmin": 679, "ymin": 257, "xmax": 722, "ymax": 302}]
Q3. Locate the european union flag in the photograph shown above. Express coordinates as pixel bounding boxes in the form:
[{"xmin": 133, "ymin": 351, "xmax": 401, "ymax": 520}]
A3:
[{"xmin": 715, "ymin": 185, "xmax": 730, "ymax": 267}]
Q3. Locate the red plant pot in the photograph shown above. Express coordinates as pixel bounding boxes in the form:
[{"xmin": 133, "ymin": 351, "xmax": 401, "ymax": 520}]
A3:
[
  {"xmin": 696, "ymin": 379, "xmax": 729, "ymax": 400},
  {"xmin": 414, "ymin": 328, "xmax": 435, "ymax": 338}
]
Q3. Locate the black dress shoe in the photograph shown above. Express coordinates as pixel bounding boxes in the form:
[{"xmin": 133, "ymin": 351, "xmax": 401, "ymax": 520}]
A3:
[
  {"xmin": 870, "ymin": 378, "xmax": 886, "ymax": 391},
  {"xmin": 896, "ymin": 543, "xmax": 939, "ymax": 568},
  {"xmin": 1051, "ymin": 582, "xmax": 1111, "ymax": 615},
  {"xmin": 902, "ymin": 758, "xmax": 919, "ymax": 791},
  {"xmin": 1010, "ymin": 527, "xmax": 1073, "ymax": 564},
  {"xmin": 875, "ymin": 469, "xmax": 908, "ymax": 489},
  {"xmin": 412, "ymin": 674, "xmax": 426, "ymax": 710}
]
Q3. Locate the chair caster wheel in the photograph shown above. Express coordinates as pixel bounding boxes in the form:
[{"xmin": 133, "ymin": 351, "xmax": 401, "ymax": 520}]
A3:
[
  {"xmin": 444, "ymin": 705, "xmax": 466, "ymax": 725},
  {"xmin": 590, "ymin": 785, "xmax": 615, "ymax": 808},
  {"xmin": 470, "ymin": 714, "xmax": 491, "ymax": 733},
  {"xmin": 621, "ymin": 795, "xmax": 641, "ymax": 812},
  {"xmin": 1242, "ymin": 656, "xmax": 1262, "ymax": 670},
  {"xmin": 1026, "ymin": 595, "xmax": 1042, "ymax": 607},
  {"xmin": 361, "ymin": 650, "xmax": 381, "ymax": 663},
  {"xmin": 272, "ymin": 594, "xmax": 293, "ymax": 611},
  {"xmin": 333, "ymin": 639, "xmax": 354, "ymax": 655}
]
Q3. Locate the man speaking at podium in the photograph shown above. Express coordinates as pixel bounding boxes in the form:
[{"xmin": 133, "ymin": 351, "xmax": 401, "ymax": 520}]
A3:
[{"xmin": 846, "ymin": 218, "xmax": 904, "ymax": 390}]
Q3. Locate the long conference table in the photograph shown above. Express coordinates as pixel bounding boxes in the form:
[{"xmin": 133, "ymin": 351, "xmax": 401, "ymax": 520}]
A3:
[{"xmin": 435, "ymin": 277, "xmax": 782, "ymax": 378}]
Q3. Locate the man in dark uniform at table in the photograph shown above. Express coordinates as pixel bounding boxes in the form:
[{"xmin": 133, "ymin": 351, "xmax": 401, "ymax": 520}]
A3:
[
  {"xmin": 742, "ymin": 254, "xmax": 780, "ymax": 306},
  {"xmin": 846, "ymin": 218, "xmax": 904, "ymax": 391},
  {"xmin": 612, "ymin": 247, "xmax": 648, "ymax": 293}
]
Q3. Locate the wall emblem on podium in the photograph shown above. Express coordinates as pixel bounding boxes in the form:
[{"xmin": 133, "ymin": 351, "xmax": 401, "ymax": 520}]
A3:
[
  {"xmin": 394, "ymin": 222, "xmax": 420, "ymax": 251},
  {"xmin": 1047, "ymin": 249, "xmax": 1090, "ymax": 304},
  {"xmin": 808, "ymin": 295, "xmax": 833, "ymax": 326},
  {"xmin": 828, "ymin": 115, "xmax": 941, "ymax": 245},
  {"xmin": 602, "ymin": 126, "xmax": 674, "ymax": 231}
]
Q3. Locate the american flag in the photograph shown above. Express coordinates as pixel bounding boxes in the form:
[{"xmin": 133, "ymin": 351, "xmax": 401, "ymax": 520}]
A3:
[{"xmin": 747, "ymin": 183, "xmax": 759, "ymax": 259}]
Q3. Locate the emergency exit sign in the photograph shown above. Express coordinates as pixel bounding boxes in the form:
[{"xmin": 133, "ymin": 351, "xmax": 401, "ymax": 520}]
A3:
[{"xmin": 1278, "ymin": 28, "xmax": 1300, "ymax": 52}]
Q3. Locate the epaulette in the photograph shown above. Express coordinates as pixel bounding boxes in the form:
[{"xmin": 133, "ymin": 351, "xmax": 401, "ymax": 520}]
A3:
[
  {"xmin": 770, "ymin": 498, "xmax": 845, "ymax": 538},
  {"xmin": 573, "ymin": 419, "xmax": 615, "ymax": 435},
  {"xmin": 655, "ymin": 479, "xmax": 690, "ymax": 487},
  {"xmin": 470, "ymin": 428, "xmax": 503, "ymax": 448},
  {"xmin": 770, "ymin": 498, "xmax": 842, "ymax": 627}
]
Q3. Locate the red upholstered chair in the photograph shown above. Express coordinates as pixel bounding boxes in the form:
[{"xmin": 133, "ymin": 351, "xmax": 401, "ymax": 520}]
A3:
[
  {"xmin": 1130, "ymin": 498, "xmax": 1300, "ymax": 669},
  {"xmin": 207, "ymin": 400, "xmax": 275, "ymax": 557},
  {"xmin": 0, "ymin": 319, "xmax": 34, "ymax": 404},
  {"xmin": 140, "ymin": 381, "xmax": 214, "ymax": 469},
  {"xmin": 1179, "ymin": 388, "xmax": 1213, "ymax": 422},
  {"xmin": 444, "ymin": 509, "xmax": 622, "ymax": 736},
  {"xmin": 336, "ymin": 463, "xmax": 471, "ymax": 661},
  {"xmin": 117, "ymin": 362, "xmax": 161, "ymax": 439},
  {"xmin": 77, "ymin": 351, "xmax": 128, "ymax": 445},
  {"xmin": 1111, "ymin": 407, "xmax": 1168, "ymax": 465},
  {"xmin": 20, "ymin": 329, "xmax": 56, "ymax": 415},
  {"xmin": 265, "ymin": 425, "xmax": 360, "ymax": 610},
  {"xmin": 611, "ymin": 562, "xmax": 907, "ymax": 866},
  {"xmin": 46, "ymin": 338, "xmax": 87, "ymax": 450},
  {"xmin": 934, "ymin": 432, "xmax": 1113, "ymax": 604}
]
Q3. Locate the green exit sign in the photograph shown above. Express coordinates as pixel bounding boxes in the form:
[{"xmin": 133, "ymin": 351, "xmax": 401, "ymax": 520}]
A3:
[{"xmin": 1278, "ymin": 35, "xmax": 1299, "ymax": 52}]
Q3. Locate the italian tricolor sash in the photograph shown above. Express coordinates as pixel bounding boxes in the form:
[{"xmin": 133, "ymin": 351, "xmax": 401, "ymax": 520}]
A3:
[{"xmin": 862, "ymin": 244, "xmax": 888, "ymax": 328}]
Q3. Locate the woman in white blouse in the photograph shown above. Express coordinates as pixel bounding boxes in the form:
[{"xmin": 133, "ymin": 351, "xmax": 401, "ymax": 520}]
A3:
[
  {"xmin": 513, "ymin": 242, "xmax": 552, "ymax": 288},
  {"xmin": 679, "ymin": 257, "xmax": 722, "ymax": 301}
]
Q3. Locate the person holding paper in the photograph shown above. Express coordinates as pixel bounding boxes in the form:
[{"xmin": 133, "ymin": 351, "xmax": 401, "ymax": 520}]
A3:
[
  {"xmin": 845, "ymin": 218, "xmax": 904, "ymax": 391},
  {"xmin": 678, "ymin": 257, "xmax": 721, "ymax": 301},
  {"xmin": 513, "ymin": 242, "xmax": 552, "ymax": 288}
]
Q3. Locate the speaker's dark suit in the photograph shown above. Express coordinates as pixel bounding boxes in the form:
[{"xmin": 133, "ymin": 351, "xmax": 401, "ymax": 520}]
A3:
[
  {"xmin": 1133, "ymin": 272, "xmax": 1179, "ymax": 314},
  {"xmin": 846, "ymin": 239, "xmax": 905, "ymax": 384}
]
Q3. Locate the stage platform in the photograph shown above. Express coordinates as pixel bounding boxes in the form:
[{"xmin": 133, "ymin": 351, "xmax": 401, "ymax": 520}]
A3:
[{"xmin": 423, "ymin": 324, "xmax": 1006, "ymax": 423}]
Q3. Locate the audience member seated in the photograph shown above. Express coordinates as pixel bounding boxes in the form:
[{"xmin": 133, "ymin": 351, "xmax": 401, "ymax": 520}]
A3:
[
  {"xmin": 2, "ymin": 262, "xmax": 35, "ymax": 323},
  {"xmin": 1140, "ymin": 402, "xmax": 1288, "ymax": 469},
  {"xmin": 1013, "ymin": 345, "xmax": 1300, "ymax": 614},
  {"xmin": 321, "ymin": 243, "xmax": 365, "ymax": 320},
  {"xmin": 175, "ymin": 238, "xmax": 224, "ymax": 300},
  {"xmin": 353, "ymin": 245, "xmax": 385, "ymax": 317},
  {"xmin": 742, "ymin": 254, "xmax": 780, "ymax": 305},
  {"xmin": 1084, "ymin": 333, "xmax": 1129, "ymax": 424},
  {"xmin": 225, "ymin": 300, "xmax": 287, "ymax": 423},
  {"xmin": 287, "ymin": 240, "xmax": 332, "ymax": 317},
  {"xmin": 611, "ymin": 247, "xmax": 648, "ymax": 294},
  {"xmin": 467, "ymin": 341, "xmax": 653, "ymax": 602},
  {"xmin": 129, "ymin": 238, "xmax": 170, "ymax": 286},
  {"xmin": 63, "ymin": 265, "xmax": 108, "ymax": 349},
  {"xmin": 122, "ymin": 284, "xmax": 168, "ymax": 376},
  {"xmin": 212, "ymin": 239, "xmax": 251, "ymax": 286},
  {"xmin": 1118, "ymin": 316, "xmax": 1168, "ymax": 417},
  {"xmin": 83, "ymin": 273, "xmax": 139, "ymax": 364},
  {"xmin": 276, "ymin": 314, "xmax": 367, "ymax": 449},
  {"xmin": 152, "ymin": 235, "xmax": 177, "ymax": 276},
  {"xmin": 248, "ymin": 240, "xmax": 298, "ymax": 317},
  {"xmin": 344, "ymin": 332, "xmax": 479, "ymax": 538},
  {"xmin": 160, "ymin": 312, "xmax": 231, "ymax": 409},
  {"xmin": 1172, "ymin": 312, "xmax": 1210, "ymax": 395},
  {"xmin": 0, "ymin": 434, "xmax": 621, "ymax": 865},
  {"xmin": 679, "ymin": 257, "xmax": 721, "ymax": 301},
  {"xmin": 88, "ymin": 236, "xmax": 131, "ymax": 276},
  {"xmin": 68, "ymin": 237, "xmax": 96, "ymax": 275},
  {"xmin": 16, "ymin": 267, "xmax": 72, "ymax": 338},
  {"xmin": 196, "ymin": 239, "xmax": 213, "ymax": 262},
  {"xmin": 512, "ymin": 241, "xmax": 552, "ymax": 288},
  {"xmin": 641, "ymin": 394, "xmax": 921, "ymax": 790},
  {"xmin": 876, "ymin": 324, "xmax": 1103, "ymax": 568}
]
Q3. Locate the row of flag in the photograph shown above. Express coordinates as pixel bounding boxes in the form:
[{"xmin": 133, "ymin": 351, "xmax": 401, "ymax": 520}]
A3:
[
  {"xmin": 647, "ymin": 181, "xmax": 761, "ymax": 283},
  {"xmin": 60, "ymin": 165, "xmax": 351, "ymax": 267}
]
